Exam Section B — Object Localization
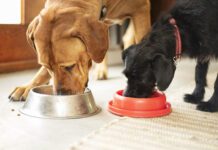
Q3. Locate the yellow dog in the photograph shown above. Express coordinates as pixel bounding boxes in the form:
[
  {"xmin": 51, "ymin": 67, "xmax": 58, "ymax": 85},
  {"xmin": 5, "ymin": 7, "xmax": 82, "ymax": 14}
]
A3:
[{"xmin": 9, "ymin": 0, "xmax": 151, "ymax": 101}]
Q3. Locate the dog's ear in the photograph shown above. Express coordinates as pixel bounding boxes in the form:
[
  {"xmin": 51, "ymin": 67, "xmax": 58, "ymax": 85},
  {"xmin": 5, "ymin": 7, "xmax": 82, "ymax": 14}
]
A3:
[
  {"xmin": 26, "ymin": 16, "xmax": 39, "ymax": 51},
  {"xmin": 161, "ymin": 14, "xmax": 173, "ymax": 23},
  {"xmin": 122, "ymin": 45, "xmax": 137, "ymax": 62},
  {"xmin": 152, "ymin": 54, "xmax": 176, "ymax": 91},
  {"xmin": 86, "ymin": 18, "xmax": 109, "ymax": 63},
  {"xmin": 122, "ymin": 49, "xmax": 128, "ymax": 62},
  {"xmin": 71, "ymin": 17, "xmax": 109, "ymax": 63}
]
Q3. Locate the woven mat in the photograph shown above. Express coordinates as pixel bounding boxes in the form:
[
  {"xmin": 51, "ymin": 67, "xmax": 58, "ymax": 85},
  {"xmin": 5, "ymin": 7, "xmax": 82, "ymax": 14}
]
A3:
[{"xmin": 71, "ymin": 102, "xmax": 218, "ymax": 150}]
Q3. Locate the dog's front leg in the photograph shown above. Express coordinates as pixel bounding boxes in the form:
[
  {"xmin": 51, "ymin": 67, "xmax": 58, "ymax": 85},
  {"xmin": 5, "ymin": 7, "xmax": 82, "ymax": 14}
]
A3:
[
  {"xmin": 132, "ymin": 2, "xmax": 151, "ymax": 43},
  {"xmin": 123, "ymin": 20, "xmax": 136, "ymax": 49},
  {"xmin": 9, "ymin": 66, "xmax": 51, "ymax": 101},
  {"xmin": 197, "ymin": 74, "xmax": 218, "ymax": 112},
  {"xmin": 95, "ymin": 20, "xmax": 136, "ymax": 80},
  {"xmin": 184, "ymin": 60, "xmax": 209, "ymax": 104},
  {"xmin": 94, "ymin": 56, "xmax": 108, "ymax": 80}
]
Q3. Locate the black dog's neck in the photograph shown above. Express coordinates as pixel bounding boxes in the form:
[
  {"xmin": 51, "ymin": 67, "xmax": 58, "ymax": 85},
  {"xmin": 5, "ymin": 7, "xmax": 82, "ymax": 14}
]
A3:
[
  {"xmin": 170, "ymin": 16, "xmax": 193, "ymax": 57},
  {"xmin": 171, "ymin": 15, "xmax": 201, "ymax": 59},
  {"xmin": 146, "ymin": 14, "xmax": 194, "ymax": 61},
  {"xmin": 144, "ymin": 17, "xmax": 177, "ymax": 60}
]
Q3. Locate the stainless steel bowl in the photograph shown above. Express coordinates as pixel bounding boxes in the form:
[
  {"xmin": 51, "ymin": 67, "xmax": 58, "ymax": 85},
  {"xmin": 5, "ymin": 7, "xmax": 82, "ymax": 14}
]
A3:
[{"xmin": 20, "ymin": 85, "xmax": 101, "ymax": 119}]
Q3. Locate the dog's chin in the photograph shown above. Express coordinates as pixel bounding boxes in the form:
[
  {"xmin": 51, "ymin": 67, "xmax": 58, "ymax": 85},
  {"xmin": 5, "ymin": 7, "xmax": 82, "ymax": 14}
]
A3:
[
  {"xmin": 54, "ymin": 89, "xmax": 83, "ymax": 95},
  {"xmin": 123, "ymin": 87, "xmax": 154, "ymax": 98}
]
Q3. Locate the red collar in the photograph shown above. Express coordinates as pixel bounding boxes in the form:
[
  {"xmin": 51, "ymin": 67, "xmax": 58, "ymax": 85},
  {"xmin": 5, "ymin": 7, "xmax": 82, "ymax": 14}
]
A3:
[{"xmin": 169, "ymin": 18, "xmax": 182, "ymax": 60}]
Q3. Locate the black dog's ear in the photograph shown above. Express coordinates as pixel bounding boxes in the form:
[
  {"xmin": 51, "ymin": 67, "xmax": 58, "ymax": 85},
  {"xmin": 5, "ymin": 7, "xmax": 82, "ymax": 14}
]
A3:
[
  {"xmin": 122, "ymin": 50, "xmax": 128, "ymax": 62},
  {"xmin": 153, "ymin": 13, "xmax": 172, "ymax": 28},
  {"xmin": 152, "ymin": 54, "xmax": 176, "ymax": 91},
  {"xmin": 122, "ymin": 45, "xmax": 136, "ymax": 62},
  {"xmin": 161, "ymin": 14, "xmax": 173, "ymax": 23}
]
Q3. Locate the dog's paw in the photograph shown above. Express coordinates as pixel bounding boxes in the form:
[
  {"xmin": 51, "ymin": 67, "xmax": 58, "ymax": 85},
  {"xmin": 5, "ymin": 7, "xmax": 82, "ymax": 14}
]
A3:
[
  {"xmin": 9, "ymin": 86, "xmax": 32, "ymax": 101},
  {"xmin": 197, "ymin": 102, "xmax": 218, "ymax": 112},
  {"xmin": 95, "ymin": 71, "xmax": 107, "ymax": 80},
  {"xmin": 94, "ymin": 64, "xmax": 108, "ymax": 80},
  {"xmin": 184, "ymin": 94, "xmax": 203, "ymax": 104}
]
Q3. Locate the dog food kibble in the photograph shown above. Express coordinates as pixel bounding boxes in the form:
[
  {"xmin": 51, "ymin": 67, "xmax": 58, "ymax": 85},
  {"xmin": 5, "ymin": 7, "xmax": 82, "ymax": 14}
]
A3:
[{"xmin": 11, "ymin": 109, "xmax": 15, "ymax": 112}]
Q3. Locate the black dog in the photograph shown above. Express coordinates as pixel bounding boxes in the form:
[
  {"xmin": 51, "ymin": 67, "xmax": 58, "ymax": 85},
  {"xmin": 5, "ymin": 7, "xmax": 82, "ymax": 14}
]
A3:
[{"xmin": 122, "ymin": 0, "xmax": 218, "ymax": 112}]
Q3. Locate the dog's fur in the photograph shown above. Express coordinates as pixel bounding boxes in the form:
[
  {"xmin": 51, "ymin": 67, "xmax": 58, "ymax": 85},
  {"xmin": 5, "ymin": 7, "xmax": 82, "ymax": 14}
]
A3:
[
  {"xmin": 122, "ymin": 0, "xmax": 218, "ymax": 112},
  {"xmin": 9, "ymin": 0, "xmax": 151, "ymax": 100}
]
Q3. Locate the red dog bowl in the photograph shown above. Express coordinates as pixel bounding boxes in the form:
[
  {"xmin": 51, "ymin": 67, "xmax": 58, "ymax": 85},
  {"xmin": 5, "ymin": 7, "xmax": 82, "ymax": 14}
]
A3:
[{"xmin": 108, "ymin": 90, "xmax": 171, "ymax": 118}]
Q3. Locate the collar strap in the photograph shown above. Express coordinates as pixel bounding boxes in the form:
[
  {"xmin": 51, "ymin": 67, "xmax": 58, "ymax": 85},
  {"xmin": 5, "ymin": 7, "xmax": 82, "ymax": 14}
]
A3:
[{"xmin": 169, "ymin": 18, "xmax": 182, "ymax": 60}]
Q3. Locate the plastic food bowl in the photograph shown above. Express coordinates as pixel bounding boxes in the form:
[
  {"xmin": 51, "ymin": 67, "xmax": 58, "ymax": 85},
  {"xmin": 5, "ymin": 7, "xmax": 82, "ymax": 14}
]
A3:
[
  {"xmin": 20, "ymin": 85, "xmax": 101, "ymax": 119},
  {"xmin": 108, "ymin": 90, "xmax": 171, "ymax": 118}
]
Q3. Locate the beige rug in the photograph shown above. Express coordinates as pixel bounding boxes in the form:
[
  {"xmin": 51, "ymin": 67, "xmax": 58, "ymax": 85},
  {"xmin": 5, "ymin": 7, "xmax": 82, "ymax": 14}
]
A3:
[
  {"xmin": 71, "ymin": 102, "xmax": 218, "ymax": 150},
  {"xmin": 71, "ymin": 69, "xmax": 218, "ymax": 150}
]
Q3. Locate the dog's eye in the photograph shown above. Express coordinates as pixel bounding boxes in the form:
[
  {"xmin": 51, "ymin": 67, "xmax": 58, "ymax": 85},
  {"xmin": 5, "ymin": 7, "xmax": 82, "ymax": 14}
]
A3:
[{"xmin": 64, "ymin": 64, "xmax": 75, "ymax": 72}]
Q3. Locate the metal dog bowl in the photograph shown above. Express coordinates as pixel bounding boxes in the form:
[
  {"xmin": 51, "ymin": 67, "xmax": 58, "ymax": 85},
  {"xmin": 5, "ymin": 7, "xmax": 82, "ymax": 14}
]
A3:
[{"xmin": 20, "ymin": 85, "xmax": 101, "ymax": 119}]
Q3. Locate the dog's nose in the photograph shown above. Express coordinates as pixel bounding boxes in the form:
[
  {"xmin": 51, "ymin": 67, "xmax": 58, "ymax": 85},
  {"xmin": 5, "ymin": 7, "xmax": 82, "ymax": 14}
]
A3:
[
  {"xmin": 123, "ymin": 86, "xmax": 153, "ymax": 98},
  {"xmin": 56, "ymin": 88, "xmax": 74, "ymax": 95}
]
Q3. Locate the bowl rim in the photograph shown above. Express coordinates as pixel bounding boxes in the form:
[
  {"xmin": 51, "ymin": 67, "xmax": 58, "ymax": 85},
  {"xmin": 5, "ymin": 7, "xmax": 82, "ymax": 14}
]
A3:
[
  {"xmin": 30, "ymin": 85, "xmax": 92, "ymax": 97},
  {"xmin": 20, "ymin": 106, "xmax": 101, "ymax": 120},
  {"xmin": 108, "ymin": 100, "xmax": 171, "ymax": 118},
  {"xmin": 114, "ymin": 90, "xmax": 166, "ymax": 102},
  {"xmin": 113, "ymin": 90, "xmax": 166, "ymax": 111}
]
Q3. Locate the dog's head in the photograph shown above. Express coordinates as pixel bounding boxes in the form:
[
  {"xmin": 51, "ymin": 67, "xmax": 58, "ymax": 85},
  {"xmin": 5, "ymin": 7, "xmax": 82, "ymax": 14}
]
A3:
[
  {"xmin": 122, "ymin": 43, "xmax": 176, "ymax": 98},
  {"xmin": 122, "ymin": 15, "xmax": 177, "ymax": 98},
  {"xmin": 26, "ymin": 5, "xmax": 109, "ymax": 95}
]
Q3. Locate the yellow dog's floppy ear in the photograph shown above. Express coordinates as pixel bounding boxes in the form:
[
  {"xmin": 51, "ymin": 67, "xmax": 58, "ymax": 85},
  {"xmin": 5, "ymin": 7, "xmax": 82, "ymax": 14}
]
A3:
[
  {"xmin": 26, "ymin": 16, "xmax": 39, "ymax": 51},
  {"xmin": 72, "ymin": 17, "xmax": 109, "ymax": 63}
]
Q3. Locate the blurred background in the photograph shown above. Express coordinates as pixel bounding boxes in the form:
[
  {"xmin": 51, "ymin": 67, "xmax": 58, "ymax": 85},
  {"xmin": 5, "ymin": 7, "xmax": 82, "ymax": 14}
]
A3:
[{"xmin": 0, "ymin": 0, "xmax": 175, "ymax": 73}]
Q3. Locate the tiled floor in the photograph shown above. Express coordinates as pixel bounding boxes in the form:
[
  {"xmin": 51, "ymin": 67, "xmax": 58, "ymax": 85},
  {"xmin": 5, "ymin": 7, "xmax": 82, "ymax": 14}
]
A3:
[{"xmin": 0, "ymin": 59, "xmax": 217, "ymax": 150}]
